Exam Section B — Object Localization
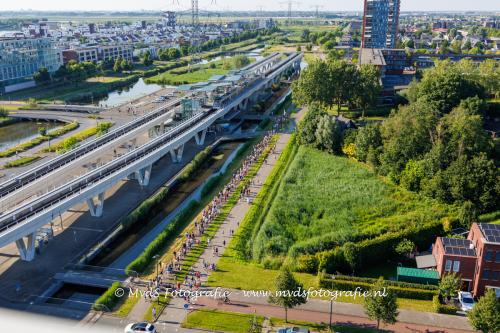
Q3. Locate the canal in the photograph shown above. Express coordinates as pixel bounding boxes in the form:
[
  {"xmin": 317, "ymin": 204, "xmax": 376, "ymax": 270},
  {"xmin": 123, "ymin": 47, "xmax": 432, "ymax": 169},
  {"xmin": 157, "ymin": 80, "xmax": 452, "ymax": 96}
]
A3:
[{"xmin": 0, "ymin": 120, "xmax": 61, "ymax": 151}]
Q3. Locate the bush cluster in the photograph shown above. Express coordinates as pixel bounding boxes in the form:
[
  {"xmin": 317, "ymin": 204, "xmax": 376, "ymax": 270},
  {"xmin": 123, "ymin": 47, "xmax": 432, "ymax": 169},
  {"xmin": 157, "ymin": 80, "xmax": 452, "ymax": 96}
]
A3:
[
  {"xmin": 0, "ymin": 121, "xmax": 79, "ymax": 158},
  {"xmin": 432, "ymin": 295, "xmax": 459, "ymax": 314},
  {"xmin": 93, "ymin": 282, "xmax": 122, "ymax": 311}
]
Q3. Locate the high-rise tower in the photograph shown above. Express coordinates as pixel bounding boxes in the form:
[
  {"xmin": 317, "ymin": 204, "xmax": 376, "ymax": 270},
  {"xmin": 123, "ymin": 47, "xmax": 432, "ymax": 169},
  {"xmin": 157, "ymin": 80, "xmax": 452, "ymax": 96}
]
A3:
[{"xmin": 361, "ymin": 0, "xmax": 400, "ymax": 49}]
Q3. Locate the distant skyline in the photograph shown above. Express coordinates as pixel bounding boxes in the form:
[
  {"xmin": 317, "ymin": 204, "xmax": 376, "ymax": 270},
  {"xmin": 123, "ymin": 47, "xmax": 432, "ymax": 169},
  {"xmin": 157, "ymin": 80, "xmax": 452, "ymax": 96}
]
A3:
[{"xmin": 0, "ymin": 0, "xmax": 499, "ymax": 13}]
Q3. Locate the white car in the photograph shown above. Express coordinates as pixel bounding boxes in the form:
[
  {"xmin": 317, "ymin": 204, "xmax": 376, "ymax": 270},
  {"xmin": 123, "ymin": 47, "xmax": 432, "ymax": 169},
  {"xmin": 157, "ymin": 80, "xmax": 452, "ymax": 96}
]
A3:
[
  {"xmin": 458, "ymin": 291, "xmax": 476, "ymax": 312},
  {"xmin": 124, "ymin": 322, "xmax": 156, "ymax": 333}
]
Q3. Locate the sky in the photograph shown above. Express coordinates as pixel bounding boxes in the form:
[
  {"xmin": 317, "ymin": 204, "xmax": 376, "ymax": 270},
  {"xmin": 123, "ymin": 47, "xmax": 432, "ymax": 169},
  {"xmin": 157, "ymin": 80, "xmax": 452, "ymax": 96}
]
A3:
[{"xmin": 0, "ymin": 0, "xmax": 499, "ymax": 12}]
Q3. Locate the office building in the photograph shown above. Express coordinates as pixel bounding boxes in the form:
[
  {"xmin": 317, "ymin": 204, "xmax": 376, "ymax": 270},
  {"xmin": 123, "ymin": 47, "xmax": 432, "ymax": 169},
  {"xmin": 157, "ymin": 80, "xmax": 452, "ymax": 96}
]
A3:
[{"xmin": 362, "ymin": 0, "xmax": 401, "ymax": 49}]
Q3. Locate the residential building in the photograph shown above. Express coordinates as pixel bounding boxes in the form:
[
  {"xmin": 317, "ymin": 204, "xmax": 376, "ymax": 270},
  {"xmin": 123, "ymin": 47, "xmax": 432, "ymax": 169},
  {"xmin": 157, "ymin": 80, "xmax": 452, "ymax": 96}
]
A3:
[
  {"xmin": 358, "ymin": 48, "xmax": 414, "ymax": 102},
  {"xmin": 0, "ymin": 36, "xmax": 62, "ymax": 92},
  {"xmin": 361, "ymin": 0, "xmax": 401, "ymax": 49},
  {"xmin": 431, "ymin": 223, "xmax": 500, "ymax": 297}
]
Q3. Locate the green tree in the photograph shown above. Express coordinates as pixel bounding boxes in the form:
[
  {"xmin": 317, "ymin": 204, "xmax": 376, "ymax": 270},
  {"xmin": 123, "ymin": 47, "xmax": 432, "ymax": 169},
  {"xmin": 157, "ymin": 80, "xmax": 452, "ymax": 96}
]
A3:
[
  {"xmin": 113, "ymin": 57, "xmax": 123, "ymax": 72},
  {"xmin": 315, "ymin": 114, "xmax": 342, "ymax": 154},
  {"xmin": 33, "ymin": 67, "xmax": 51, "ymax": 85},
  {"xmin": 467, "ymin": 289, "xmax": 500, "ymax": 333},
  {"xmin": 354, "ymin": 123, "xmax": 382, "ymax": 162},
  {"xmin": 142, "ymin": 50, "xmax": 153, "ymax": 66},
  {"xmin": 343, "ymin": 242, "xmax": 359, "ymax": 274},
  {"xmin": 62, "ymin": 136, "xmax": 78, "ymax": 152},
  {"xmin": 355, "ymin": 65, "xmax": 382, "ymax": 119},
  {"xmin": 394, "ymin": 239, "xmax": 415, "ymax": 258},
  {"xmin": 0, "ymin": 107, "xmax": 9, "ymax": 118},
  {"xmin": 38, "ymin": 127, "xmax": 47, "ymax": 137},
  {"xmin": 406, "ymin": 60, "xmax": 485, "ymax": 114},
  {"xmin": 379, "ymin": 103, "xmax": 438, "ymax": 180},
  {"xmin": 439, "ymin": 273, "xmax": 461, "ymax": 301},
  {"xmin": 363, "ymin": 278, "xmax": 398, "ymax": 329},
  {"xmin": 296, "ymin": 104, "xmax": 327, "ymax": 146},
  {"xmin": 292, "ymin": 59, "xmax": 334, "ymax": 108},
  {"xmin": 268, "ymin": 266, "xmax": 307, "ymax": 322},
  {"xmin": 458, "ymin": 201, "xmax": 478, "ymax": 228}
]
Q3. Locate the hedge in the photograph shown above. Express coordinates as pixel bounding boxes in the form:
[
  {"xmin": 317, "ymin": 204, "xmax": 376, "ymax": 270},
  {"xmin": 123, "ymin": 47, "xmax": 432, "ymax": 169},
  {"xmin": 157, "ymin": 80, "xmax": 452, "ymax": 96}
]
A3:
[
  {"xmin": 322, "ymin": 275, "xmax": 438, "ymax": 290},
  {"xmin": 125, "ymin": 200, "xmax": 201, "ymax": 274},
  {"xmin": 0, "ymin": 121, "xmax": 79, "ymax": 158},
  {"xmin": 4, "ymin": 156, "xmax": 40, "ymax": 168},
  {"xmin": 93, "ymin": 282, "xmax": 122, "ymax": 311},
  {"xmin": 432, "ymin": 295, "xmax": 458, "ymax": 314},
  {"xmin": 317, "ymin": 220, "xmax": 448, "ymax": 274},
  {"xmin": 177, "ymin": 146, "xmax": 214, "ymax": 184},
  {"xmin": 42, "ymin": 122, "xmax": 113, "ymax": 153},
  {"xmin": 233, "ymin": 133, "xmax": 298, "ymax": 260},
  {"xmin": 319, "ymin": 278, "xmax": 438, "ymax": 301}
]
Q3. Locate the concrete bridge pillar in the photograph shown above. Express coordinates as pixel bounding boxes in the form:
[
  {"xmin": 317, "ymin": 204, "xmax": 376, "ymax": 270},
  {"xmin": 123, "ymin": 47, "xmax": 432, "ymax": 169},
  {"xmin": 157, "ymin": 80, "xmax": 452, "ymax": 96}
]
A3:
[
  {"xmin": 135, "ymin": 164, "xmax": 152, "ymax": 186},
  {"xmin": 169, "ymin": 144, "xmax": 184, "ymax": 163},
  {"xmin": 86, "ymin": 192, "xmax": 105, "ymax": 217},
  {"xmin": 16, "ymin": 232, "xmax": 36, "ymax": 261},
  {"xmin": 194, "ymin": 129, "xmax": 207, "ymax": 146}
]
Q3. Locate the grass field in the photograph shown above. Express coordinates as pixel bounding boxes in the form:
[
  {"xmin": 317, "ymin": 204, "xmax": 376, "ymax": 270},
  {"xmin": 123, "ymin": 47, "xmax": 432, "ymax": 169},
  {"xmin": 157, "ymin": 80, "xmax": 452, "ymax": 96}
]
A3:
[
  {"xmin": 182, "ymin": 309, "xmax": 264, "ymax": 333},
  {"xmin": 146, "ymin": 57, "xmax": 254, "ymax": 86},
  {"xmin": 251, "ymin": 146, "xmax": 454, "ymax": 262}
]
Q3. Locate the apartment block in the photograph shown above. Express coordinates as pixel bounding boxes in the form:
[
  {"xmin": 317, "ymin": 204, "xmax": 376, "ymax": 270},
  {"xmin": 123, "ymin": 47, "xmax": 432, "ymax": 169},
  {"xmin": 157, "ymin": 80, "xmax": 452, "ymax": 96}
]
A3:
[{"xmin": 362, "ymin": 0, "xmax": 401, "ymax": 49}]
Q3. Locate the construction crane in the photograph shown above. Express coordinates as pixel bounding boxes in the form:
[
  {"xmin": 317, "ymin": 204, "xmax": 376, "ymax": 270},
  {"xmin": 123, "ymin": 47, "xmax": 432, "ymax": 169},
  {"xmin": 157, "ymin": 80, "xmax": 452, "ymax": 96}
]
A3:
[{"xmin": 279, "ymin": 1, "xmax": 301, "ymax": 24}]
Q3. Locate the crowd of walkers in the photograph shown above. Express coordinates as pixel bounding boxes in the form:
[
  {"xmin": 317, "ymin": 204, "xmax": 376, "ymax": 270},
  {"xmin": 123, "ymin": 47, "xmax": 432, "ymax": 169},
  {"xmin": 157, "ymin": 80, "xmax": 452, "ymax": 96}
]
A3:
[{"xmin": 140, "ymin": 132, "xmax": 276, "ymax": 304}]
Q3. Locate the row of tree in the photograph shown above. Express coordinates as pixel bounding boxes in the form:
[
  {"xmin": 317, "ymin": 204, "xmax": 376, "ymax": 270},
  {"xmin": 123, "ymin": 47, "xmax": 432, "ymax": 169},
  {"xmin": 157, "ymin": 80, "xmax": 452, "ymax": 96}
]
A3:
[
  {"xmin": 292, "ymin": 59, "xmax": 382, "ymax": 117},
  {"xmin": 33, "ymin": 57, "xmax": 134, "ymax": 85},
  {"xmin": 156, "ymin": 27, "xmax": 279, "ymax": 62}
]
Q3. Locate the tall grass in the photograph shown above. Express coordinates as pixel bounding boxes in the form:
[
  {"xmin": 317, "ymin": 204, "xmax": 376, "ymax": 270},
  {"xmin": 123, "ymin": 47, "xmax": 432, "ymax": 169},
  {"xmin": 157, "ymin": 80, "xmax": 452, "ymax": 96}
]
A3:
[{"xmin": 251, "ymin": 146, "xmax": 456, "ymax": 262}]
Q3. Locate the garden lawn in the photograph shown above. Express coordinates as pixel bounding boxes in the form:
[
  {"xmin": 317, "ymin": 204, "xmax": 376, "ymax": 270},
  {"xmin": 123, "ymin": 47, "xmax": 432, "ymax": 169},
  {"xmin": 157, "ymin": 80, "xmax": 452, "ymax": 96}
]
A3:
[
  {"xmin": 182, "ymin": 309, "xmax": 264, "ymax": 333},
  {"xmin": 251, "ymin": 146, "xmax": 454, "ymax": 261}
]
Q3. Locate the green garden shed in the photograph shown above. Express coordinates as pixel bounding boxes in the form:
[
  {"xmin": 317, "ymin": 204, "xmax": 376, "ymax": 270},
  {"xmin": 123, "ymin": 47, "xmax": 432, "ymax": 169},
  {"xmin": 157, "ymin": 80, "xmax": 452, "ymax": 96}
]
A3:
[{"xmin": 396, "ymin": 267, "xmax": 440, "ymax": 285}]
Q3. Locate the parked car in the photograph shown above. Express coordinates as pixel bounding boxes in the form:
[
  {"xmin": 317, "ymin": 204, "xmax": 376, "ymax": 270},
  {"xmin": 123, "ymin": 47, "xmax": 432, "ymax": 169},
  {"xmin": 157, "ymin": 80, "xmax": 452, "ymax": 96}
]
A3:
[
  {"xmin": 124, "ymin": 322, "xmax": 156, "ymax": 333},
  {"xmin": 458, "ymin": 291, "xmax": 476, "ymax": 312},
  {"xmin": 277, "ymin": 327, "xmax": 310, "ymax": 333}
]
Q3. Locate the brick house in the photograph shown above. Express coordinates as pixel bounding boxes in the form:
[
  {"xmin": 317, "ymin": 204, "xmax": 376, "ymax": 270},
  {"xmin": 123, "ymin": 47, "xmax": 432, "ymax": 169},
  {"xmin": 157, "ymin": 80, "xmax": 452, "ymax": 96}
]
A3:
[{"xmin": 432, "ymin": 223, "xmax": 500, "ymax": 297}]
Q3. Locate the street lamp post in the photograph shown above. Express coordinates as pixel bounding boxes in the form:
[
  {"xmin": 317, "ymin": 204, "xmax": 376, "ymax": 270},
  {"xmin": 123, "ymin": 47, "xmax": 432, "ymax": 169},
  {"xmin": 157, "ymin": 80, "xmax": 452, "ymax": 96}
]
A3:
[
  {"xmin": 329, "ymin": 274, "xmax": 334, "ymax": 331},
  {"xmin": 153, "ymin": 254, "xmax": 160, "ymax": 305}
]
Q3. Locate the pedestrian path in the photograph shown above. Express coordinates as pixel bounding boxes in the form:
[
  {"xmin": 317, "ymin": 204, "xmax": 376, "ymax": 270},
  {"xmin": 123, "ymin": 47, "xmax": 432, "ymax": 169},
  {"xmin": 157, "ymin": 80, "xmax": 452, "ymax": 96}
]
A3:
[{"xmin": 156, "ymin": 133, "xmax": 291, "ymax": 329}]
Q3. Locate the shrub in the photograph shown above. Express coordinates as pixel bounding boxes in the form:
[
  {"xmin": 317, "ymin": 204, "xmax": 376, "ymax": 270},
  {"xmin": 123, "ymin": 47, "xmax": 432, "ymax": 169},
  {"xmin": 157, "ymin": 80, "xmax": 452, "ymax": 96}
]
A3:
[
  {"xmin": 432, "ymin": 295, "xmax": 458, "ymax": 314},
  {"xmin": 93, "ymin": 282, "xmax": 122, "ymax": 311},
  {"xmin": 4, "ymin": 156, "xmax": 40, "ymax": 168}
]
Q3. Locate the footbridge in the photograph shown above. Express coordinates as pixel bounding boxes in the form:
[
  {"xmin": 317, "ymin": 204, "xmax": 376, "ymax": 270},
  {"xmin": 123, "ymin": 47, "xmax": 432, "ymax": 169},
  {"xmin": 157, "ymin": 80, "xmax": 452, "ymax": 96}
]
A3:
[{"xmin": 0, "ymin": 52, "xmax": 303, "ymax": 261}]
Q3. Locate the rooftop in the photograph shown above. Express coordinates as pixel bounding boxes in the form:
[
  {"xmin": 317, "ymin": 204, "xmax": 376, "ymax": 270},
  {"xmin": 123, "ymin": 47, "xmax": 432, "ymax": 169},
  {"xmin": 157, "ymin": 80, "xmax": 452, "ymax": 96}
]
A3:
[
  {"xmin": 359, "ymin": 48, "xmax": 386, "ymax": 66},
  {"xmin": 441, "ymin": 237, "xmax": 476, "ymax": 257},
  {"xmin": 478, "ymin": 223, "xmax": 500, "ymax": 244}
]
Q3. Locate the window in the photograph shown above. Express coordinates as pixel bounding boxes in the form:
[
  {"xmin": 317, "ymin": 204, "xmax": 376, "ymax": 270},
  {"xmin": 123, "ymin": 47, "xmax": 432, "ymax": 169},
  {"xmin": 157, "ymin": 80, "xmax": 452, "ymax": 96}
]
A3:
[
  {"xmin": 445, "ymin": 260, "xmax": 452, "ymax": 272},
  {"xmin": 453, "ymin": 261, "xmax": 460, "ymax": 272},
  {"xmin": 483, "ymin": 269, "xmax": 491, "ymax": 280},
  {"xmin": 493, "ymin": 271, "xmax": 500, "ymax": 281},
  {"xmin": 485, "ymin": 250, "xmax": 493, "ymax": 262},
  {"xmin": 496, "ymin": 252, "xmax": 500, "ymax": 263}
]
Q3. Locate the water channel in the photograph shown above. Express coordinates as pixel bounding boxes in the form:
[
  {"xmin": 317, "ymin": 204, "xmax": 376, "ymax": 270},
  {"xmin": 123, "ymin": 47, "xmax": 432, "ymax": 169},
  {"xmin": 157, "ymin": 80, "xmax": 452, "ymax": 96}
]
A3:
[{"xmin": 0, "ymin": 121, "xmax": 61, "ymax": 151}]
